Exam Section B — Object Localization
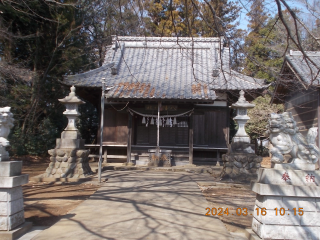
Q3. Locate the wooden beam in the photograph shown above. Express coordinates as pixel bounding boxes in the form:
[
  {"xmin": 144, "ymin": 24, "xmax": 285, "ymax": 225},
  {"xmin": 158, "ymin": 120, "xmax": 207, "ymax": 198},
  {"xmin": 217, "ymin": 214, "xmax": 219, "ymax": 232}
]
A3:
[
  {"xmin": 127, "ymin": 113, "xmax": 133, "ymax": 163},
  {"xmin": 189, "ymin": 114, "xmax": 194, "ymax": 165}
]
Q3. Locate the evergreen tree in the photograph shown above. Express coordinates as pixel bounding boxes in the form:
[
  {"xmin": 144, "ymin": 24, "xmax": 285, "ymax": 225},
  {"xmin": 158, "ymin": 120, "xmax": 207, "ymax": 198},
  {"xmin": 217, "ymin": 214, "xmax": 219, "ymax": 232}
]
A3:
[
  {"xmin": 243, "ymin": 1, "xmax": 284, "ymax": 82},
  {"xmin": 144, "ymin": 0, "xmax": 240, "ymax": 37},
  {"xmin": 0, "ymin": 0, "xmax": 95, "ymax": 155},
  {"xmin": 198, "ymin": 0, "xmax": 241, "ymax": 38}
]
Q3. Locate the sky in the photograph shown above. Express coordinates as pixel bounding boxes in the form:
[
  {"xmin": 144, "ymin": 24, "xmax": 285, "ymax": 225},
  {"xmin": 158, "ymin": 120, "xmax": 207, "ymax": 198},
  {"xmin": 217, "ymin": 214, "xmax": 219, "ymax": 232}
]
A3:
[{"xmin": 236, "ymin": 0, "xmax": 311, "ymax": 31}]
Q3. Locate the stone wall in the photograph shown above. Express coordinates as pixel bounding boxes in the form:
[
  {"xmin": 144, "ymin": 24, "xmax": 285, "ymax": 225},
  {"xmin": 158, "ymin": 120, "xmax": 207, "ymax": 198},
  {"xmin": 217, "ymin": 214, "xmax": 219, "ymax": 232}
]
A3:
[
  {"xmin": 221, "ymin": 153, "xmax": 262, "ymax": 181},
  {"xmin": 45, "ymin": 149, "xmax": 92, "ymax": 178}
]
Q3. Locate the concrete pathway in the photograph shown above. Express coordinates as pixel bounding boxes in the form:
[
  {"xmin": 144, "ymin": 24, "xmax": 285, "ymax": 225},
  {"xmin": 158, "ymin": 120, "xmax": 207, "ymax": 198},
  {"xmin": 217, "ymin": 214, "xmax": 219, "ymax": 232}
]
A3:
[{"xmin": 33, "ymin": 171, "xmax": 234, "ymax": 240}]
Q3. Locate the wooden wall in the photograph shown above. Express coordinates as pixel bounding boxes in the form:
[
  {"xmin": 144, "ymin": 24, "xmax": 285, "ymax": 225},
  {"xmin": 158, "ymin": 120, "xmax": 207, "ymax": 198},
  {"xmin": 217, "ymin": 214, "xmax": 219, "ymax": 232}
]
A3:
[
  {"xmin": 285, "ymin": 88, "xmax": 318, "ymax": 137},
  {"xmin": 135, "ymin": 116, "xmax": 188, "ymax": 146},
  {"xmin": 193, "ymin": 108, "xmax": 228, "ymax": 148},
  {"xmin": 134, "ymin": 106, "xmax": 228, "ymax": 148},
  {"xmin": 98, "ymin": 105, "xmax": 228, "ymax": 148},
  {"xmin": 102, "ymin": 108, "xmax": 128, "ymax": 144}
]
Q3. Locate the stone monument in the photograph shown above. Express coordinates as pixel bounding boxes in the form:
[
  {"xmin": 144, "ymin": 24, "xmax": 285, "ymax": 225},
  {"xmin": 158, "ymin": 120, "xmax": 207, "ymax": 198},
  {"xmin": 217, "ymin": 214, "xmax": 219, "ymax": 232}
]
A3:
[
  {"xmin": 0, "ymin": 107, "xmax": 31, "ymax": 238},
  {"xmin": 221, "ymin": 90, "xmax": 262, "ymax": 180},
  {"xmin": 44, "ymin": 86, "xmax": 93, "ymax": 178},
  {"xmin": 250, "ymin": 112, "xmax": 320, "ymax": 239}
]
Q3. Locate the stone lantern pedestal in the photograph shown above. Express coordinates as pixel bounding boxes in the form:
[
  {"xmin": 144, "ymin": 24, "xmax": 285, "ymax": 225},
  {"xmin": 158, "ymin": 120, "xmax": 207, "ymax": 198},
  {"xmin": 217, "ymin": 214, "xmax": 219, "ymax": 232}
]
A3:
[
  {"xmin": 221, "ymin": 90, "xmax": 262, "ymax": 181},
  {"xmin": 0, "ymin": 107, "xmax": 31, "ymax": 239},
  {"xmin": 44, "ymin": 86, "xmax": 93, "ymax": 179}
]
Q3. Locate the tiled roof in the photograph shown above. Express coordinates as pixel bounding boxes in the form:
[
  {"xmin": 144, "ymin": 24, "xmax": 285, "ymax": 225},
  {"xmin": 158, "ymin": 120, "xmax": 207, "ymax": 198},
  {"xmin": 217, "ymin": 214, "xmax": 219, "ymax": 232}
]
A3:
[
  {"xmin": 63, "ymin": 36, "xmax": 267, "ymax": 101},
  {"xmin": 285, "ymin": 50, "xmax": 320, "ymax": 86}
]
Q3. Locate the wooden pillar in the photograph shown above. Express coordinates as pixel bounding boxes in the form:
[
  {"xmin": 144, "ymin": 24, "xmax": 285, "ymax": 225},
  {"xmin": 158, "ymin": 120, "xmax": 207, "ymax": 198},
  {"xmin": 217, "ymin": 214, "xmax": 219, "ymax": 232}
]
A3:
[
  {"xmin": 103, "ymin": 148, "xmax": 108, "ymax": 163},
  {"xmin": 226, "ymin": 103, "xmax": 230, "ymax": 145},
  {"xmin": 189, "ymin": 114, "xmax": 193, "ymax": 165},
  {"xmin": 157, "ymin": 101, "xmax": 160, "ymax": 150},
  {"xmin": 127, "ymin": 113, "xmax": 132, "ymax": 163},
  {"xmin": 318, "ymin": 90, "xmax": 320, "ymax": 148},
  {"xmin": 317, "ymin": 90, "xmax": 320, "ymax": 169}
]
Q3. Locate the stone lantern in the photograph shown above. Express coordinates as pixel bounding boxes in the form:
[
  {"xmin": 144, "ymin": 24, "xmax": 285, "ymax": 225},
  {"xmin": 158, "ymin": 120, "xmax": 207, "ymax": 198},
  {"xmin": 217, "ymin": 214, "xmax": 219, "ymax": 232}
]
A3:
[
  {"xmin": 230, "ymin": 90, "xmax": 255, "ymax": 152},
  {"xmin": 58, "ymin": 85, "xmax": 84, "ymax": 144},
  {"xmin": 44, "ymin": 86, "xmax": 93, "ymax": 179},
  {"xmin": 220, "ymin": 90, "xmax": 262, "ymax": 181}
]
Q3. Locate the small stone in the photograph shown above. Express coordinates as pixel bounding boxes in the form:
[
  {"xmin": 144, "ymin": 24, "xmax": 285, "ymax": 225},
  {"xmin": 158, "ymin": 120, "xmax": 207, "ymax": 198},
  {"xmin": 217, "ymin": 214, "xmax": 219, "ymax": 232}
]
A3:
[
  {"xmin": 60, "ymin": 162, "xmax": 68, "ymax": 168},
  {"xmin": 56, "ymin": 157, "xmax": 63, "ymax": 162},
  {"xmin": 249, "ymin": 168, "xmax": 257, "ymax": 174},
  {"xmin": 233, "ymin": 167, "xmax": 240, "ymax": 174},
  {"xmin": 55, "ymin": 162, "xmax": 60, "ymax": 169},
  {"xmin": 69, "ymin": 149, "xmax": 77, "ymax": 157},
  {"xmin": 56, "ymin": 149, "xmax": 65, "ymax": 157},
  {"xmin": 234, "ymin": 161, "xmax": 242, "ymax": 168},
  {"xmin": 240, "ymin": 157, "xmax": 248, "ymax": 163},
  {"xmin": 68, "ymin": 157, "xmax": 76, "ymax": 163},
  {"xmin": 207, "ymin": 168, "xmax": 213, "ymax": 174},
  {"xmin": 70, "ymin": 163, "xmax": 76, "ymax": 169},
  {"xmin": 76, "ymin": 150, "xmax": 87, "ymax": 158},
  {"xmin": 249, "ymin": 162, "xmax": 255, "ymax": 169},
  {"xmin": 48, "ymin": 149, "xmax": 56, "ymax": 156},
  {"xmin": 225, "ymin": 167, "xmax": 233, "ymax": 174}
]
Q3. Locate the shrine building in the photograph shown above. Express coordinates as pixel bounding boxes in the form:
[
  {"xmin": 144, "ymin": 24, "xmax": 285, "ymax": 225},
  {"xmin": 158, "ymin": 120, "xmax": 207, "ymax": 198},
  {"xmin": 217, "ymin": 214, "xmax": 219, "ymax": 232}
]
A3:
[
  {"xmin": 62, "ymin": 36, "xmax": 268, "ymax": 166},
  {"xmin": 273, "ymin": 50, "xmax": 320, "ymax": 151}
]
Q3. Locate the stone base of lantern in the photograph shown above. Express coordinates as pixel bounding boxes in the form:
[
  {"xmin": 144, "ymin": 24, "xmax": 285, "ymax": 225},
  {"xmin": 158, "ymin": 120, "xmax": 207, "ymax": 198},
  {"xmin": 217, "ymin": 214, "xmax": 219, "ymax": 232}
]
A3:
[
  {"xmin": 220, "ymin": 153, "xmax": 262, "ymax": 182},
  {"xmin": 44, "ymin": 148, "xmax": 93, "ymax": 178}
]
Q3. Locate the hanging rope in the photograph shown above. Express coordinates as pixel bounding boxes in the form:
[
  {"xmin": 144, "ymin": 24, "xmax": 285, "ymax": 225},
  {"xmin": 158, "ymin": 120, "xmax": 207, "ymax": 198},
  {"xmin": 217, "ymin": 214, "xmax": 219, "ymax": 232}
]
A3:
[
  {"xmin": 110, "ymin": 102, "xmax": 129, "ymax": 111},
  {"xmin": 128, "ymin": 108, "xmax": 194, "ymax": 118}
]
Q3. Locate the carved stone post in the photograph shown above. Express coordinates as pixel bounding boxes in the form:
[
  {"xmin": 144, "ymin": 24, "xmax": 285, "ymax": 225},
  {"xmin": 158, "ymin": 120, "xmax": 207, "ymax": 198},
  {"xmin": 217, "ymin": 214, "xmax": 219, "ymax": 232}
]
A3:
[
  {"xmin": 0, "ymin": 107, "xmax": 31, "ymax": 238},
  {"xmin": 44, "ymin": 86, "xmax": 93, "ymax": 178}
]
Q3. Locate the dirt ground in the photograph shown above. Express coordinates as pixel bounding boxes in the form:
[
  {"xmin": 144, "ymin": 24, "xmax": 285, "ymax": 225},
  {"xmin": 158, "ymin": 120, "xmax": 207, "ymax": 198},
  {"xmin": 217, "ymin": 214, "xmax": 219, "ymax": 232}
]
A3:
[
  {"xmin": 18, "ymin": 155, "xmax": 270, "ymax": 232},
  {"xmin": 18, "ymin": 156, "xmax": 99, "ymax": 226},
  {"xmin": 200, "ymin": 184, "xmax": 256, "ymax": 233},
  {"xmin": 199, "ymin": 157, "xmax": 271, "ymax": 233}
]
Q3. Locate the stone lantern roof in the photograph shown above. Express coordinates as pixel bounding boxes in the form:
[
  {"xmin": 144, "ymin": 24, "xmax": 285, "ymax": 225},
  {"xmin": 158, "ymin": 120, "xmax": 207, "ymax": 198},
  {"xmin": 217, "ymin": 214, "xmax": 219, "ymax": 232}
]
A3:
[
  {"xmin": 231, "ymin": 90, "xmax": 255, "ymax": 109},
  {"xmin": 59, "ymin": 86, "xmax": 85, "ymax": 104}
]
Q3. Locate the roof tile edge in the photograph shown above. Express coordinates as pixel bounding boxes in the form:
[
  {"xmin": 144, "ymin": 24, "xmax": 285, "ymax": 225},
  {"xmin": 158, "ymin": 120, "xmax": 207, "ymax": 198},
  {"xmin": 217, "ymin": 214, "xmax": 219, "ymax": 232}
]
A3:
[
  {"xmin": 112, "ymin": 35, "xmax": 222, "ymax": 43},
  {"xmin": 289, "ymin": 50, "xmax": 320, "ymax": 56}
]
